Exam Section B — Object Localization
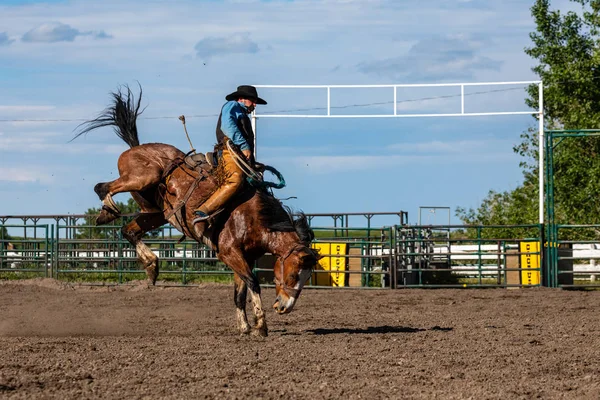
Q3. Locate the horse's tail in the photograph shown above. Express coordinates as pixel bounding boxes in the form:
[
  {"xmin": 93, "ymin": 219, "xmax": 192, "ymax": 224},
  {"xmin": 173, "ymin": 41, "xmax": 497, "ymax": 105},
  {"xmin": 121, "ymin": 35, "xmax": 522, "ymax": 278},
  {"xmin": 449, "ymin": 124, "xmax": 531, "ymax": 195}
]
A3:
[{"xmin": 72, "ymin": 84, "xmax": 144, "ymax": 148}]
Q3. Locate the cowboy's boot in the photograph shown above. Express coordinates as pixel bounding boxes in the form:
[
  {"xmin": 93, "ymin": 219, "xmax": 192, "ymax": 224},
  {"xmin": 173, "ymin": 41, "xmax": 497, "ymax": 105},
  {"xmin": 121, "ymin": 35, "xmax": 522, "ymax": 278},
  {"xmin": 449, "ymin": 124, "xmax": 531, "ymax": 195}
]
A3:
[{"xmin": 193, "ymin": 151, "xmax": 243, "ymax": 224}]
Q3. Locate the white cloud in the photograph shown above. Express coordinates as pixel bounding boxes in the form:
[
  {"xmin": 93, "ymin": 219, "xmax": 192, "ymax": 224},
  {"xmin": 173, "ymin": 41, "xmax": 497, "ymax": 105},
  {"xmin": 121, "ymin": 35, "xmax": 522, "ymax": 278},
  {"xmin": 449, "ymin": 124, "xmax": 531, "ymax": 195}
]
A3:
[
  {"xmin": 194, "ymin": 32, "xmax": 259, "ymax": 61},
  {"xmin": 0, "ymin": 104, "xmax": 103, "ymax": 130},
  {"xmin": 265, "ymin": 137, "xmax": 517, "ymax": 174},
  {"xmin": 0, "ymin": 0, "xmax": 539, "ymax": 86},
  {"xmin": 0, "ymin": 32, "xmax": 15, "ymax": 46},
  {"xmin": 0, "ymin": 135, "xmax": 126, "ymax": 154},
  {"xmin": 22, "ymin": 22, "xmax": 79, "ymax": 42},
  {"xmin": 0, "ymin": 105, "xmax": 56, "ymax": 113},
  {"xmin": 21, "ymin": 22, "xmax": 111, "ymax": 43},
  {"xmin": 0, "ymin": 167, "xmax": 54, "ymax": 184},
  {"xmin": 357, "ymin": 35, "xmax": 502, "ymax": 82},
  {"xmin": 285, "ymin": 154, "xmax": 464, "ymax": 174},
  {"xmin": 387, "ymin": 139, "xmax": 510, "ymax": 153}
]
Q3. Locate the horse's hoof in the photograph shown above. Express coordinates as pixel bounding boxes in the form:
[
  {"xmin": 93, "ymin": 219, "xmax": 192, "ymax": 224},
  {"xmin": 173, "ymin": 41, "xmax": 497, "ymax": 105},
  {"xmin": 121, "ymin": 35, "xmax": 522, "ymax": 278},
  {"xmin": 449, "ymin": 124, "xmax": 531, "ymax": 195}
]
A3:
[
  {"xmin": 96, "ymin": 207, "xmax": 120, "ymax": 226},
  {"xmin": 238, "ymin": 324, "xmax": 251, "ymax": 335},
  {"xmin": 251, "ymin": 327, "xmax": 268, "ymax": 337},
  {"xmin": 145, "ymin": 268, "xmax": 158, "ymax": 286},
  {"xmin": 94, "ymin": 182, "xmax": 110, "ymax": 200}
]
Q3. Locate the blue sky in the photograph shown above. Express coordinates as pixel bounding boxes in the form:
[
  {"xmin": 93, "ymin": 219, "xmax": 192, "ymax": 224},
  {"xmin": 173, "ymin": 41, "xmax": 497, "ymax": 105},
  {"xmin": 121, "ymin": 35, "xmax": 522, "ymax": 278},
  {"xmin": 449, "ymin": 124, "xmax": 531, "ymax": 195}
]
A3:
[{"xmin": 0, "ymin": 0, "xmax": 574, "ymax": 225}]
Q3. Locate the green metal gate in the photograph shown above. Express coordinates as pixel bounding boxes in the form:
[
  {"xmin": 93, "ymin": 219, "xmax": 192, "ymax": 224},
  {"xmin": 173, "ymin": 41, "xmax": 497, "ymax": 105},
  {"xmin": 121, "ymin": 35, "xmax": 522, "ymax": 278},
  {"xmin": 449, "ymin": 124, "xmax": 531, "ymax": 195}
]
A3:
[
  {"xmin": 545, "ymin": 129, "xmax": 600, "ymax": 288},
  {"xmin": 0, "ymin": 223, "xmax": 51, "ymax": 277},
  {"xmin": 394, "ymin": 224, "xmax": 543, "ymax": 288}
]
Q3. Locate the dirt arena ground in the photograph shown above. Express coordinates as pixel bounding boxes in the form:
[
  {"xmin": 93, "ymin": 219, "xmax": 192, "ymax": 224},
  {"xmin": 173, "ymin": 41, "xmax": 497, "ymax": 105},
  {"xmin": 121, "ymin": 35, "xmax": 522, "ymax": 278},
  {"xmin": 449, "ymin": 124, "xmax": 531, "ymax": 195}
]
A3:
[{"xmin": 0, "ymin": 279, "xmax": 599, "ymax": 399}]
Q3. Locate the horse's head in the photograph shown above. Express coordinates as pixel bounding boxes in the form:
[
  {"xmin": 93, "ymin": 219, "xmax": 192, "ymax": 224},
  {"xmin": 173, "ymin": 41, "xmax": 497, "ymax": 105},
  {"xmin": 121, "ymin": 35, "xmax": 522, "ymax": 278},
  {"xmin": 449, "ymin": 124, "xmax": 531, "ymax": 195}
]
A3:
[{"xmin": 273, "ymin": 244, "xmax": 319, "ymax": 314}]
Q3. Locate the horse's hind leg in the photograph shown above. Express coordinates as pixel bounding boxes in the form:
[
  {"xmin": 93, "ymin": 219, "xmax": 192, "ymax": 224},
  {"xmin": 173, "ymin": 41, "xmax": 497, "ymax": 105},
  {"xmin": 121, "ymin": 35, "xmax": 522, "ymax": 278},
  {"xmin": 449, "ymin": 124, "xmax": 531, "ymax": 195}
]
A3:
[
  {"xmin": 121, "ymin": 211, "xmax": 167, "ymax": 285},
  {"xmin": 95, "ymin": 167, "xmax": 163, "ymax": 225},
  {"xmin": 95, "ymin": 182, "xmax": 122, "ymax": 225},
  {"xmin": 233, "ymin": 273, "xmax": 251, "ymax": 334}
]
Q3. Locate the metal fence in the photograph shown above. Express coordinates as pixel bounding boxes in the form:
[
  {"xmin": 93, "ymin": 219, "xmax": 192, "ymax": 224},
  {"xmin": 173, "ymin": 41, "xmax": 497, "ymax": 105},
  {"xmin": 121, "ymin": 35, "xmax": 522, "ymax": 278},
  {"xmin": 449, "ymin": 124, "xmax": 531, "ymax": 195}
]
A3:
[
  {"xmin": 4, "ymin": 215, "xmax": 595, "ymax": 288},
  {"xmin": 546, "ymin": 224, "xmax": 600, "ymax": 288},
  {"xmin": 0, "ymin": 224, "xmax": 51, "ymax": 276},
  {"xmin": 0, "ymin": 213, "xmax": 401, "ymax": 288},
  {"xmin": 394, "ymin": 224, "xmax": 544, "ymax": 288}
]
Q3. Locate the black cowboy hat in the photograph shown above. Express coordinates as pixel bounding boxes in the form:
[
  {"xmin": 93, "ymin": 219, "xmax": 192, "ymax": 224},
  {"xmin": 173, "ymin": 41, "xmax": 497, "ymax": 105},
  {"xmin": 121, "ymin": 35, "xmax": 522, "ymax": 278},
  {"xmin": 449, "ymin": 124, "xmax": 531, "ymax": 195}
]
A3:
[{"xmin": 225, "ymin": 85, "xmax": 267, "ymax": 105}]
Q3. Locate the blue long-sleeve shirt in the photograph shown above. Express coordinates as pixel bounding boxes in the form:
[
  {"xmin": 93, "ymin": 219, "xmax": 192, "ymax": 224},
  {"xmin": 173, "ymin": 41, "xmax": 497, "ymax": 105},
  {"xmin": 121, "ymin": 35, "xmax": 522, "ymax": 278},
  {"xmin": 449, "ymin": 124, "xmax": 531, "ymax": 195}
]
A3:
[{"xmin": 218, "ymin": 100, "xmax": 251, "ymax": 151}]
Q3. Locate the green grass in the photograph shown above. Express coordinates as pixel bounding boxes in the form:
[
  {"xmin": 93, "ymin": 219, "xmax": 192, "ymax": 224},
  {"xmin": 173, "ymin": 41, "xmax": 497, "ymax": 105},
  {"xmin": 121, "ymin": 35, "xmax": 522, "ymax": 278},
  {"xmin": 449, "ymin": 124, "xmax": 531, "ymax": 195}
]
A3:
[
  {"xmin": 0, "ymin": 271, "xmax": 48, "ymax": 280},
  {"xmin": 458, "ymin": 277, "xmax": 507, "ymax": 285},
  {"xmin": 0, "ymin": 270, "xmax": 235, "ymax": 285}
]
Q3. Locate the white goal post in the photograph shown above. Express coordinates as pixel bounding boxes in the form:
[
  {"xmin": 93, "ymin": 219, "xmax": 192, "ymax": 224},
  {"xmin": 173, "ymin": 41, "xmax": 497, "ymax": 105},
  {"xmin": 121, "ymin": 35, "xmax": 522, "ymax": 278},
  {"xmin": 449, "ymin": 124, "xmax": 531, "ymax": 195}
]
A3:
[{"xmin": 251, "ymin": 81, "xmax": 544, "ymax": 223}]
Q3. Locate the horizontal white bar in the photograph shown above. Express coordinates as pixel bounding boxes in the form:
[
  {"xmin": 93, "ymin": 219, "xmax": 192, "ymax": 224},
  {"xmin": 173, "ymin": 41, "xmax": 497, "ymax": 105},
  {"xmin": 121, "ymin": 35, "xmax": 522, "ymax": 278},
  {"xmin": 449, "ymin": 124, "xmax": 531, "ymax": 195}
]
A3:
[
  {"xmin": 254, "ymin": 81, "xmax": 541, "ymax": 89},
  {"xmin": 256, "ymin": 111, "xmax": 540, "ymax": 118}
]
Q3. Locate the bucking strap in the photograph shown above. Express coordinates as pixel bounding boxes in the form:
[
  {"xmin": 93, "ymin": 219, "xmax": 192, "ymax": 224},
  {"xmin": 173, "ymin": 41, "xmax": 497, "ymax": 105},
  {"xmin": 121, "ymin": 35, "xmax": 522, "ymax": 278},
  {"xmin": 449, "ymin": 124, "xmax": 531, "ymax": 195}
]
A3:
[
  {"xmin": 163, "ymin": 173, "xmax": 204, "ymax": 221},
  {"xmin": 162, "ymin": 157, "xmax": 185, "ymax": 182}
]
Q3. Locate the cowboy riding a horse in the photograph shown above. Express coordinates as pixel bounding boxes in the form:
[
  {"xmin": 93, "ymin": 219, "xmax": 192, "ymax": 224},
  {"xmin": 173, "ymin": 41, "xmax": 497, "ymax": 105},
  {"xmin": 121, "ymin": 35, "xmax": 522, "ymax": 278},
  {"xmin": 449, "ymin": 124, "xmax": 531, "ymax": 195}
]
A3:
[{"xmin": 73, "ymin": 85, "xmax": 319, "ymax": 337}]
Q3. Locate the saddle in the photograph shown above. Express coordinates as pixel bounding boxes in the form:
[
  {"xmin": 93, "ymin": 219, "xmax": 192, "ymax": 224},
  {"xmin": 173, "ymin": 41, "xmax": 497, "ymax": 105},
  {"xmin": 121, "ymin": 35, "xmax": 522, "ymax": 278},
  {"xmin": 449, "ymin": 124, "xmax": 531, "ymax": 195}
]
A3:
[
  {"xmin": 159, "ymin": 151, "xmax": 219, "ymax": 184},
  {"xmin": 184, "ymin": 151, "xmax": 218, "ymax": 172},
  {"xmin": 158, "ymin": 152, "xmax": 215, "ymax": 219}
]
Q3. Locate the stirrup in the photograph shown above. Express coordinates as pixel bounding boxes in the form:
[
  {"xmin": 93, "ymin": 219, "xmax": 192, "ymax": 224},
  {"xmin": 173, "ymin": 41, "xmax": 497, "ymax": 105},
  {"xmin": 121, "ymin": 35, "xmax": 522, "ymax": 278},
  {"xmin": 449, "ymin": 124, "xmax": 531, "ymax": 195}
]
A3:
[
  {"xmin": 193, "ymin": 211, "xmax": 210, "ymax": 224},
  {"xmin": 192, "ymin": 208, "xmax": 225, "ymax": 225}
]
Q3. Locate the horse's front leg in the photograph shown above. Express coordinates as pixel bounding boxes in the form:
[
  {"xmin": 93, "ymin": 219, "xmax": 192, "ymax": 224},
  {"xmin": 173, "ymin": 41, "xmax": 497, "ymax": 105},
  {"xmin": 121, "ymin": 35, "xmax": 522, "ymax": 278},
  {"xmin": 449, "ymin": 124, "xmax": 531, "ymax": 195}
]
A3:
[
  {"xmin": 220, "ymin": 251, "xmax": 268, "ymax": 337},
  {"xmin": 247, "ymin": 277, "xmax": 268, "ymax": 337},
  {"xmin": 233, "ymin": 273, "xmax": 251, "ymax": 335}
]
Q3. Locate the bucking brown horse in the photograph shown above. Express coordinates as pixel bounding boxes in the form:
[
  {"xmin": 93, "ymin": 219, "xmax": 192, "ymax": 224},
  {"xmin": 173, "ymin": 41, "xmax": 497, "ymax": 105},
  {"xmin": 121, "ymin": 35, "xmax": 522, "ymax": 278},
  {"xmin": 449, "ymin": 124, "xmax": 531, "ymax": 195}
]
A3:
[{"xmin": 73, "ymin": 86, "xmax": 319, "ymax": 336}]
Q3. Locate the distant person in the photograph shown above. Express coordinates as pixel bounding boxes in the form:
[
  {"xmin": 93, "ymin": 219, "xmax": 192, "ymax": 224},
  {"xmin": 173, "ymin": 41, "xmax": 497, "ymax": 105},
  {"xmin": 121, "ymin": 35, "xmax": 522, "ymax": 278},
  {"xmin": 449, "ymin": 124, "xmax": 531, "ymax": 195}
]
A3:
[{"xmin": 194, "ymin": 85, "xmax": 267, "ymax": 223}]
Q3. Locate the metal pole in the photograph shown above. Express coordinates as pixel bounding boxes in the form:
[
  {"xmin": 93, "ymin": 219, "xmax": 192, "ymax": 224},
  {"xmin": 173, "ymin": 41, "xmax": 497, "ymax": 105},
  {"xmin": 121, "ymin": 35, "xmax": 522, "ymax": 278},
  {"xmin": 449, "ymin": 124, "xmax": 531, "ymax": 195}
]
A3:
[
  {"xmin": 251, "ymin": 111, "xmax": 257, "ymax": 159},
  {"xmin": 393, "ymin": 86, "xmax": 397, "ymax": 116},
  {"xmin": 548, "ymin": 132, "xmax": 557, "ymax": 287},
  {"xmin": 538, "ymin": 82, "xmax": 544, "ymax": 224}
]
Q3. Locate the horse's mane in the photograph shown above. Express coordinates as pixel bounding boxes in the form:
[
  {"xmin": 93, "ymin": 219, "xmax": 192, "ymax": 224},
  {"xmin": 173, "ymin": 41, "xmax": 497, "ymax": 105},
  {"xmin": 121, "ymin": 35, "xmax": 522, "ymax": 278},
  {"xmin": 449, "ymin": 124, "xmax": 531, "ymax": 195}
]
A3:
[{"xmin": 257, "ymin": 191, "xmax": 314, "ymax": 244}]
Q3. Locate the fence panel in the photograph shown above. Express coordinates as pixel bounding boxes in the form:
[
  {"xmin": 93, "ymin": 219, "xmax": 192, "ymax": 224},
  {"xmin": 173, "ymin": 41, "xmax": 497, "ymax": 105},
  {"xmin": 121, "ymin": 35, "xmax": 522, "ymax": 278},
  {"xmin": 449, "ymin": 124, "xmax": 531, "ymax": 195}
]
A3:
[
  {"xmin": 253, "ymin": 225, "xmax": 395, "ymax": 289},
  {"xmin": 54, "ymin": 219, "xmax": 226, "ymax": 284},
  {"xmin": 547, "ymin": 224, "xmax": 600, "ymax": 288},
  {"xmin": 394, "ymin": 224, "xmax": 544, "ymax": 288},
  {"xmin": 0, "ymin": 223, "xmax": 51, "ymax": 277}
]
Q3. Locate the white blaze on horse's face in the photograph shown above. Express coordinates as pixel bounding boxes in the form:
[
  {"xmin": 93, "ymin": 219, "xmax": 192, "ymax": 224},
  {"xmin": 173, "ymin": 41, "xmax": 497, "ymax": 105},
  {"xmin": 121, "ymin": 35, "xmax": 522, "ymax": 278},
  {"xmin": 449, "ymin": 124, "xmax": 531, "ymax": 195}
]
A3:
[{"xmin": 297, "ymin": 268, "xmax": 312, "ymax": 288}]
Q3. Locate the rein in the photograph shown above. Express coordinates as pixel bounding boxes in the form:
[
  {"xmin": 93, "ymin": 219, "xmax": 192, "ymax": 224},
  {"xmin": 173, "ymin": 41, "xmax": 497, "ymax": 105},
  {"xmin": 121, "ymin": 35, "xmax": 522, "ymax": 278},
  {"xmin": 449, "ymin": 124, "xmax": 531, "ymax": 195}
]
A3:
[
  {"xmin": 225, "ymin": 140, "xmax": 286, "ymax": 190},
  {"xmin": 274, "ymin": 244, "xmax": 308, "ymax": 299}
]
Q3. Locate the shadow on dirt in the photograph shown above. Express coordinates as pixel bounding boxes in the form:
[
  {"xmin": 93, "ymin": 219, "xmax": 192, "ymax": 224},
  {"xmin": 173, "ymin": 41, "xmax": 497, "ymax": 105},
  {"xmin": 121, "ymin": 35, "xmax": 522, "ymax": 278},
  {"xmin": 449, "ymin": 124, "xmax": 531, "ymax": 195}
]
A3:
[
  {"xmin": 306, "ymin": 325, "xmax": 453, "ymax": 335},
  {"xmin": 0, "ymin": 384, "xmax": 16, "ymax": 392}
]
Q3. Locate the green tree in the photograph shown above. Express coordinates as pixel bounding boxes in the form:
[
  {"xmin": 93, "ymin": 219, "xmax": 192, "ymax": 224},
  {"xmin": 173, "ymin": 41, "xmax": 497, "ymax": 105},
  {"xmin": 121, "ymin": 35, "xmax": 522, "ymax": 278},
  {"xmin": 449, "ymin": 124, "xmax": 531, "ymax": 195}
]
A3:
[
  {"xmin": 1, "ymin": 226, "xmax": 11, "ymax": 242},
  {"xmin": 457, "ymin": 0, "xmax": 600, "ymax": 239}
]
